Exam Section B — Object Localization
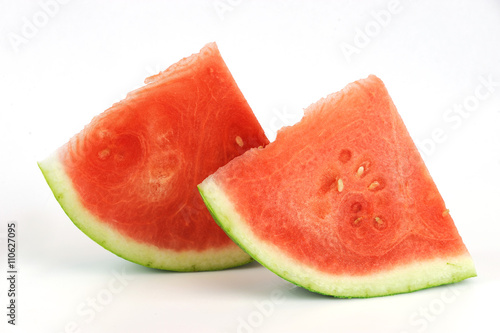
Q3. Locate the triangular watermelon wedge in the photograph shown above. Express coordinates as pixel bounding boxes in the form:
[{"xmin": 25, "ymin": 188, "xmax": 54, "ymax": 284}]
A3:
[
  {"xmin": 39, "ymin": 43, "xmax": 269, "ymax": 271},
  {"xmin": 199, "ymin": 75, "xmax": 476, "ymax": 297}
]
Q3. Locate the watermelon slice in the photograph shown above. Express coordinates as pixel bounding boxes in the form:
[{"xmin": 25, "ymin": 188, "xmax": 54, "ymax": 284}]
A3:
[
  {"xmin": 38, "ymin": 43, "xmax": 269, "ymax": 271},
  {"xmin": 199, "ymin": 75, "xmax": 476, "ymax": 297}
]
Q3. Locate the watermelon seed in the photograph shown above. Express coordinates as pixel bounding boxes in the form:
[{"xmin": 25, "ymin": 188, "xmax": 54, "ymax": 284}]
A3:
[
  {"xmin": 442, "ymin": 209, "xmax": 450, "ymax": 217},
  {"xmin": 373, "ymin": 217, "xmax": 387, "ymax": 230},
  {"xmin": 114, "ymin": 154, "xmax": 125, "ymax": 162},
  {"xmin": 337, "ymin": 178, "xmax": 344, "ymax": 192},
  {"xmin": 338, "ymin": 149, "xmax": 352, "ymax": 163},
  {"xmin": 351, "ymin": 202, "xmax": 362, "ymax": 213},
  {"xmin": 98, "ymin": 130, "xmax": 110, "ymax": 139},
  {"xmin": 98, "ymin": 149, "xmax": 110, "ymax": 160},
  {"xmin": 368, "ymin": 181, "xmax": 380, "ymax": 190},
  {"xmin": 235, "ymin": 136, "xmax": 244, "ymax": 147},
  {"xmin": 357, "ymin": 161, "xmax": 371, "ymax": 178},
  {"xmin": 353, "ymin": 217, "xmax": 363, "ymax": 225},
  {"xmin": 357, "ymin": 166, "xmax": 364, "ymax": 177}
]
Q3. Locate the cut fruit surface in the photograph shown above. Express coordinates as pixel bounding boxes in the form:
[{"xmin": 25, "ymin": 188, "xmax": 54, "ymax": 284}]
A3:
[
  {"xmin": 199, "ymin": 75, "xmax": 476, "ymax": 296},
  {"xmin": 39, "ymin": 42, "xmax": 269, "ymax": 271}
]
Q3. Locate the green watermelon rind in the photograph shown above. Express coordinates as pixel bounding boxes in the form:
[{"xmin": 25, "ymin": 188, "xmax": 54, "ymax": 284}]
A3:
[
  {"xmin": 38, "ymin": 152, "xmax": 253, "ymax": 272},
  {"xmin": 198, "ymin": 176, "xmax": 477, "ymax": 298}
]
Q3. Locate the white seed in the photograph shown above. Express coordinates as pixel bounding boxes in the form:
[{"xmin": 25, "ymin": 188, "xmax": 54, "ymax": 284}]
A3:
[
  {"xmin": 235, "ymin": 136, "xmax": 244, "ymax": 147},
  {"xmin": 368, "ymin": 181, "xmax": 380, "ymax": 190},
  {"xmin": 357, "ymin": 166, "xmax": 364, "ymax": 177},
  {"xmin": 442, "ymin": 209, "xmax": 450, "ymax": 217},
  {"xmin": 98, "ymin": 149, "xmax": 110, "ymax": 159},
  {"xmin": 353, "ymin": 217, "xmax": 363, "ymax": 225},
  {"xmin": 374, "ymin": 217, "xmax": 383, "ymax": 225},
  {"xmin": 337, "ymin": 178, "xmax": 344, "ymax": 192}
]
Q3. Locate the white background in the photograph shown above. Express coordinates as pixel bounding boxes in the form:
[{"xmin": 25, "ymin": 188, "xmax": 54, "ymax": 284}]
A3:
[{"xmin": 1, "ymin": 0, "xmax": 500, "ymax": 332}]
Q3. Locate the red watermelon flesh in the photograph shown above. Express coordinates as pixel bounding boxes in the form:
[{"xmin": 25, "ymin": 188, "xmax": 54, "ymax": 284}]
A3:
[
  {"xmin": 39, "ymin": 43, "xmax": 269, "ymax": 271},
  {"xmin": 199, "ymin": 75, "xmax": 476, "ymax": 296}
]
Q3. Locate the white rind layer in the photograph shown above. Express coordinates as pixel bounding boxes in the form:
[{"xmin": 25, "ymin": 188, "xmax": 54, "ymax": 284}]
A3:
[
  {"xmin": 198, "ymin": 176, "xmax": 477, "ymax": 297},
  {"xmin": 38, "ymin": 152, "xmax": 252, "ymax": 271}
]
